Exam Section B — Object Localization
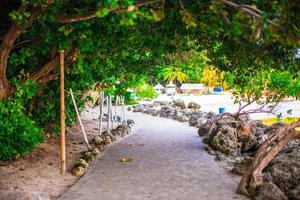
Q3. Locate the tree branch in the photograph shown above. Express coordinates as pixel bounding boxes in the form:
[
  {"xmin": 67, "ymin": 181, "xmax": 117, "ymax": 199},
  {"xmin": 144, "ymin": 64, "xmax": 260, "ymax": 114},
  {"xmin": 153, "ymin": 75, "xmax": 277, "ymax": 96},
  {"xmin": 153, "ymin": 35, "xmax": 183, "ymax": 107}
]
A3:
[
  {"xmin": 56, "ymin": 0, "xmax": 162, "ymax": 24},
  {"xmin": 12, "ymin": 39, "xmax": 32, "ymax": 49},
  {"xmin": 56, "ymin": 11, "xmax": 97, "ymax": 24},
  {"xmin": 219, "ymin": 0, "xmax": 280, "ymax": 28},
  {"xmin": 30, "ymin": 54, "xmax": 60, "ymax": 83},
  {"xmin": 220, "ymin": 9, "xmax": 231, "ymax": 25},
  {"xmin": 24, "ymin": 48, "xmax": 75, "ymax": 86},
  {"xmin": 0, "ymin": 3, "xmax": 52, "ymax": 98}
]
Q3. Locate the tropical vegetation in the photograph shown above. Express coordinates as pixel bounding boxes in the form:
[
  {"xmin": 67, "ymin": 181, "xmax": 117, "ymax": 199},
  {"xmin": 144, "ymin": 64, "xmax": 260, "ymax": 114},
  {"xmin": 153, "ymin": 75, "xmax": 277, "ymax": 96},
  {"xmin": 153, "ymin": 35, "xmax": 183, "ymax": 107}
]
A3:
[{"xmin": 0, "ymin": 0, "xmax": 299, "ymax": 196}]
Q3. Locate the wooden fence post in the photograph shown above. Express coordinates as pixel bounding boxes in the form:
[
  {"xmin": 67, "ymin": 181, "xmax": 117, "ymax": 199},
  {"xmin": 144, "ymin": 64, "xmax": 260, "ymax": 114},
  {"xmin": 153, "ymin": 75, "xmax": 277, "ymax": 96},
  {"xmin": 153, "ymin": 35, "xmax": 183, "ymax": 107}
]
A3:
[
  {"xmin": 99, "ymin": 91, "xmax": 104, "ymax": 135},
  {"xmin": 114, "ymin": 95, "xmax": 119, "ymax": 123},
  {"xmin": 59, "ymin": 50, "xmax": 66, "ymax": 175},
  {"xmin": 121, "ymin": 96, "xmax": 126, "ymax": 122},
  {"xmin": 107, "ymin": 95, "xmax": 111, "ymax": 133},
  {"xmin": 110, "ymin": 94, "xmax": 114, "ymax": 128}
]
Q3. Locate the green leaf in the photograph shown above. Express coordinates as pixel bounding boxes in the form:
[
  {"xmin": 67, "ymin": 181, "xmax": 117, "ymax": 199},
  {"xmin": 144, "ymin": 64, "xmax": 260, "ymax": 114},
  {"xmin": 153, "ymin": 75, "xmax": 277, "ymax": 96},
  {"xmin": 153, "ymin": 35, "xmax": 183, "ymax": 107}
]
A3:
[{"xmin": 95, "ymin": 8, "xmax": 110, "ymax": 18}]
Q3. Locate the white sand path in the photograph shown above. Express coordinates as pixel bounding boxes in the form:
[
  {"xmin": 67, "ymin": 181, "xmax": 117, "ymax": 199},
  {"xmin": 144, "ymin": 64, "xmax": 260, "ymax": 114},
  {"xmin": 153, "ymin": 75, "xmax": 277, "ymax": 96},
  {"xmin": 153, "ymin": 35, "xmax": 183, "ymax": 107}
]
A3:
[{"xmin": 59, "ymin": 110, "xmax": 248, "ymax": 200}]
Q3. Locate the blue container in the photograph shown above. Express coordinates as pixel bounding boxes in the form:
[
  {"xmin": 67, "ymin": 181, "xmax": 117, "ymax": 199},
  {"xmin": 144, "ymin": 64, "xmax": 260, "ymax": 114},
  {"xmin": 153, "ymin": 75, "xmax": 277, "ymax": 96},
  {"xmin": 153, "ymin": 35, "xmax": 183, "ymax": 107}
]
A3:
[
  {"xmin": 214, "ymin": 87, "xmax": 223, "ymax": 92},
  {"xmin": 219, "ymin": 107, "xmax": 226, "ymax": 114}
]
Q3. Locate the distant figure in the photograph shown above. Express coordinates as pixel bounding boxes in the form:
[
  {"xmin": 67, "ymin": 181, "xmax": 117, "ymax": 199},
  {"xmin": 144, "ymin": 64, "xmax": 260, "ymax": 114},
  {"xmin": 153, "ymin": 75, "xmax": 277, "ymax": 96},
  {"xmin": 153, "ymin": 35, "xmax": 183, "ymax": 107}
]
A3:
[
  {"xmin": 287, "ymin": 109, "xmax": 292, "ymax": 115},
  {"xmin": 277, "ymin": 113, "xmax": 282, "ymax": 119}
]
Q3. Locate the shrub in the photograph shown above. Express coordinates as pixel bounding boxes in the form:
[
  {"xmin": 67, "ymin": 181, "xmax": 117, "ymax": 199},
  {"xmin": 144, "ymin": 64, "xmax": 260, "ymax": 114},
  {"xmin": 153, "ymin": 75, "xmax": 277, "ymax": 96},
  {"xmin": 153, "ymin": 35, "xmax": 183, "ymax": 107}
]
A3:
[
  {"xmin": 0, "ymin": 80, "xmax": 44, "ymax": 160},
  {"xmin": 32, "ymin": 82, "xmax": 86, "ymax": 134},
  {"xmin": 136, "ymin": 84, "xmax": 158, "ymax": 100}
]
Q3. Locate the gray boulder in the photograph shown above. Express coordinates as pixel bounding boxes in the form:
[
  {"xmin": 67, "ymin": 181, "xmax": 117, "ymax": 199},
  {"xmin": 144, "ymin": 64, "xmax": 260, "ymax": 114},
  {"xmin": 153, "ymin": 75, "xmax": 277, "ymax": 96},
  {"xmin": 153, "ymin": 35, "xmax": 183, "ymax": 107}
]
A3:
[
  {"xmin": 181, "ymin": 108, "xmax": 196, "ymax": 116},
  {"xmin": 264, "ymin": 142, "xmax": 300, "ymax": 199},
  {"xmin": 198, "ymin": 123, "xmax": 211, "ymax": 138},
  {"xmin": 240, "ymin": 134, "xmax": 258, "ymax": 153},
  {"xmin": 173, "ymin": 111, "xmax": 189, "ymax": 122},
  {"xmin": 127, "ymin": 119, "xmax": 135, "ymax": 127},
  {"xmin": 173, "ymin": 99, "xmax": 186, "ymax": 109},
  {"xmin": 112, "ymin": 124, "xmax": 130, "ymax": 137},
  {"xmin": 132, "ymin": 104, "xmax": 144, "ymax": 112},
  {"xmin": 153, "ymin": 101, "xmax": 169, "ymax": 106},
  {"xmin": 189, "ymin": 112, "xmax": 203, "ymax": 126},
  {"xmin": 187, "ymin": 102, "xmax": 201, "ymax": 109},
  {"xmin": 207, "ymin": 124, "xmax": 238, "ymax": 156},
  {"xmin": 255, "ymin": 182, "xmax": 287, "ymax": 200},
  {"xmin": 231, "ymin": 157, "xmax": 253, "ymax": 175},
  {"xmin": 159, "ymin": 106, "xmax": 176, "ymax": 118},
  {"xmin": 290, "ymin": 184, "xmax": 300, "ymax": 200},
  {"xmin": 206, "ymin": 111, "xmax": 218, "ymax": 119},
  {"xmin": 150, "ymin": 109, "xmax": 159, "ymax": 116},
  {"xmin": 195, "ymin": 118, "xmax": 208, "ymax": 128},
  {"xmin": 90, "ymin": 135, "xmax": 103, "ymax": 145}
]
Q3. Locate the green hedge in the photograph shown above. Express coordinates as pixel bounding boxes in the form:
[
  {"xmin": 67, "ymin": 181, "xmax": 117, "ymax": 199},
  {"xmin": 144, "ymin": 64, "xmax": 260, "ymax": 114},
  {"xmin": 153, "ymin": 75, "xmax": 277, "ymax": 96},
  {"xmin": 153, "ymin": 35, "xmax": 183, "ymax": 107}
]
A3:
[{"xmin": 0, "ymin": 81, "xmax": 44, "ymax": 160}]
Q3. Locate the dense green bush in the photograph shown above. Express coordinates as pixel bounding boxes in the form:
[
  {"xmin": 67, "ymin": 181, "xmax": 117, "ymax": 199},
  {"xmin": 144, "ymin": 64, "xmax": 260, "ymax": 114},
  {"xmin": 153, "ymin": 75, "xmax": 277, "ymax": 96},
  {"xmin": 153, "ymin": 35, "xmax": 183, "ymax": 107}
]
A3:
[
  {"xmin": 136, "ymin": 84, "xmax": 158, "ymax": 100},
  {"xmin": 32, "ymin": 83, "xmax": 82, "ymax": 135},
  {"xmin": 0, "ymin": 80, "xmax": 44, "ymax": 160}
]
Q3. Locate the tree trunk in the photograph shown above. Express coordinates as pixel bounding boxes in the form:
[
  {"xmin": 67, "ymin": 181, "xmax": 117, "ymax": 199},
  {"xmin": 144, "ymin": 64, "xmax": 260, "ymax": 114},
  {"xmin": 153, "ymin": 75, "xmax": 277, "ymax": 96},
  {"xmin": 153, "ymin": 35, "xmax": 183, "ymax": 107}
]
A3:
[
  {"xmin": 0, "ymin": 5, "xmax": 47, "ymax": 99},
  {"xmin": 237, "ymin": 120, "xmax": 300, "ymax": 196},
  {"xmin": 0, "ymin": 24, "xmax": 25, "ymax": 98}
]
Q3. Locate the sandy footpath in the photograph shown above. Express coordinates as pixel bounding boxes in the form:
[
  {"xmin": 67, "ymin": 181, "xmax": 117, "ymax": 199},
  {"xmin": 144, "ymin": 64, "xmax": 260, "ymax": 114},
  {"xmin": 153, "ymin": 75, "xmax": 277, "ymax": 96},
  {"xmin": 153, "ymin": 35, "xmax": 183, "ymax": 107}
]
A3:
[{"xmin": 59, "ymin": 110, "xmax": 248, "ymax": 200}]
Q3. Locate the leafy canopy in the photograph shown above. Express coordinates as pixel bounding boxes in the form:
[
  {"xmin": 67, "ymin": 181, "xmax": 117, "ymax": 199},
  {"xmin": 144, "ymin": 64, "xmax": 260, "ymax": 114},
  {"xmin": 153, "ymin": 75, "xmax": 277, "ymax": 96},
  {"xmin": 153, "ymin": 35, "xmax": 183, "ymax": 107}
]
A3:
[{"xmin": 0, "ymin": 0, "xmax": 299, "ymax": 159}]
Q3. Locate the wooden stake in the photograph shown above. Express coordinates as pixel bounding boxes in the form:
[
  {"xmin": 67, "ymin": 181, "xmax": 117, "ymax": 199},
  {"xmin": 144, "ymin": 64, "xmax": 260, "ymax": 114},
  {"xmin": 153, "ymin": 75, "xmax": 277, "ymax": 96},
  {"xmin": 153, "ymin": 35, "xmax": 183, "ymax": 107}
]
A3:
[
  {"xmin": 107, "ymin": 95, "xmax": 111, "ymax": 133},
  {"xmin": 70, "ymin": 89, "xmax": 91, "ymax": 150},
  {"xmin": 99, "ymin": 91, "xmax": 104, "ymax": 135},
  {"xmin": 121, "ymin": 96, "xmax": 125, "ymax": 122},
  {"xmin": 59, "ymin": 50, "xmax": 66, "ymax": 175},
  {"xmin": 120, "ymin": 95, "xmax": 123, "ymax": 122},
  {"xmin": 114, "ymin": 95, "xmax": 119, "ymax": 123},
  {"xmin": 110, "ymin": 95, "xmax": 114, "ymax": 128}
]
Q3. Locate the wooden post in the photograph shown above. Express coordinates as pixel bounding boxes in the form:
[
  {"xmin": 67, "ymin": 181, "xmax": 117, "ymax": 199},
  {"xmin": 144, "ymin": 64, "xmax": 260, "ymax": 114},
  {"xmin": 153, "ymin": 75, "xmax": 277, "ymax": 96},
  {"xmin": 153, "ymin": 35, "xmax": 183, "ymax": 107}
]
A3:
[
  {"xmin": 119, "ymin": 95, "xmax": 123, "ymax": 120},
  {"xmin": 121, "ymin": 96, "xmax": 125, "ymax": 122},
  {"xmin": 119, "ymin": 95, "xmax": 122, "ymax": 119},
  {"xmin": 110, "ymin": 95, "xmax": 114, "ymax": 128},
  {"xmin": 114, "ymin": 95, "xmax": 119, "ymax": 123},
  {"xmin": 99, "ymin": 91, "xmax": 104, "ymax": 135},
  {"xmin": 59, "ymin": 50, "xmax": 66, "ymax": 175},
  {"xmin": 107, "ymin": 95, "xmax": 111, "ymax": 133},
  {"xmin": 70, "ymin": 89, "xmax": 91, "ymax": 150}
]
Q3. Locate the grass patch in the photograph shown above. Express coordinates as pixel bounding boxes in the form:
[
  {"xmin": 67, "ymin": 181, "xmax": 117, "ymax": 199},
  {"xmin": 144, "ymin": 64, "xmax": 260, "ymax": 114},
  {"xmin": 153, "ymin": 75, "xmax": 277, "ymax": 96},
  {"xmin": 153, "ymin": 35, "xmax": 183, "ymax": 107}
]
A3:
[{"xmin": 125, "ymin": 99, "xmax": 139, "ymax": 105}]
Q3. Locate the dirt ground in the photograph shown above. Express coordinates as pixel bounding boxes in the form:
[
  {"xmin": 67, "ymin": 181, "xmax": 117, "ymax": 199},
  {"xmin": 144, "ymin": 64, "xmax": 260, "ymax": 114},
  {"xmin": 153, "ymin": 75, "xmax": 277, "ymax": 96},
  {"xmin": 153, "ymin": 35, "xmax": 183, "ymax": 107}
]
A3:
[{"xmin": 0, "ymin": 108, "xmax": 103, "ymax": 200}]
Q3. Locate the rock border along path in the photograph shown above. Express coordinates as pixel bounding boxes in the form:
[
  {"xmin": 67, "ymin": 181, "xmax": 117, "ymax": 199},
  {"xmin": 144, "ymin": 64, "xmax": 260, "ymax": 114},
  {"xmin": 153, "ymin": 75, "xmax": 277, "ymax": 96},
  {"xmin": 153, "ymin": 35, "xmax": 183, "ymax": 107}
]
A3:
[{"xmin": 59, "ymin": 111, "xmax": 248, "ymax": 200}]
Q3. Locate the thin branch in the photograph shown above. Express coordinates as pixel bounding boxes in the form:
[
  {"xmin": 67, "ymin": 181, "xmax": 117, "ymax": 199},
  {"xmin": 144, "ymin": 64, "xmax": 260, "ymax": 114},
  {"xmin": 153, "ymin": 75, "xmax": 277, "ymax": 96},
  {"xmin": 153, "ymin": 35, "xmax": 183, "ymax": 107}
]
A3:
[
  {"xmin": 237, "ymin": 99, "xmax": 256, "ymax": 114},
  {"xmin": 179, "ymin": 0, "xmax": 188, "ymax": 14},
  {"xmin": 57, "ymin": 0, "xmax": 162, "ymax": 24},
  {"xmin": 219, "ymin": 0, "xmax": 280, "ymax": 28},
  {"xmin": 220, "ymin": 9, "xmax": 231, "ymax": 25},
  {"xmin": 56, "ymin": 11, "xmax": 97, "ymax": 24},
  {"xmin": 12, "ymin": 39, "xmax": 31, "ymax": 49},
  {"xmin": 239, "ymin": 4, "xmax": 263, "ymax": 15}
]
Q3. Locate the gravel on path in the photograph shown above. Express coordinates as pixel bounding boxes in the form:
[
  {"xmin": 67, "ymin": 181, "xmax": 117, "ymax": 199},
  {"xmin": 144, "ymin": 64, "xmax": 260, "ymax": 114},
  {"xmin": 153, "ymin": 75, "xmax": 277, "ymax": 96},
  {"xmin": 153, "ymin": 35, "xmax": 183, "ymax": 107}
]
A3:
[{"xmin": 59, "ymin": 111, "xmax": 248, "ymax": 200}]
